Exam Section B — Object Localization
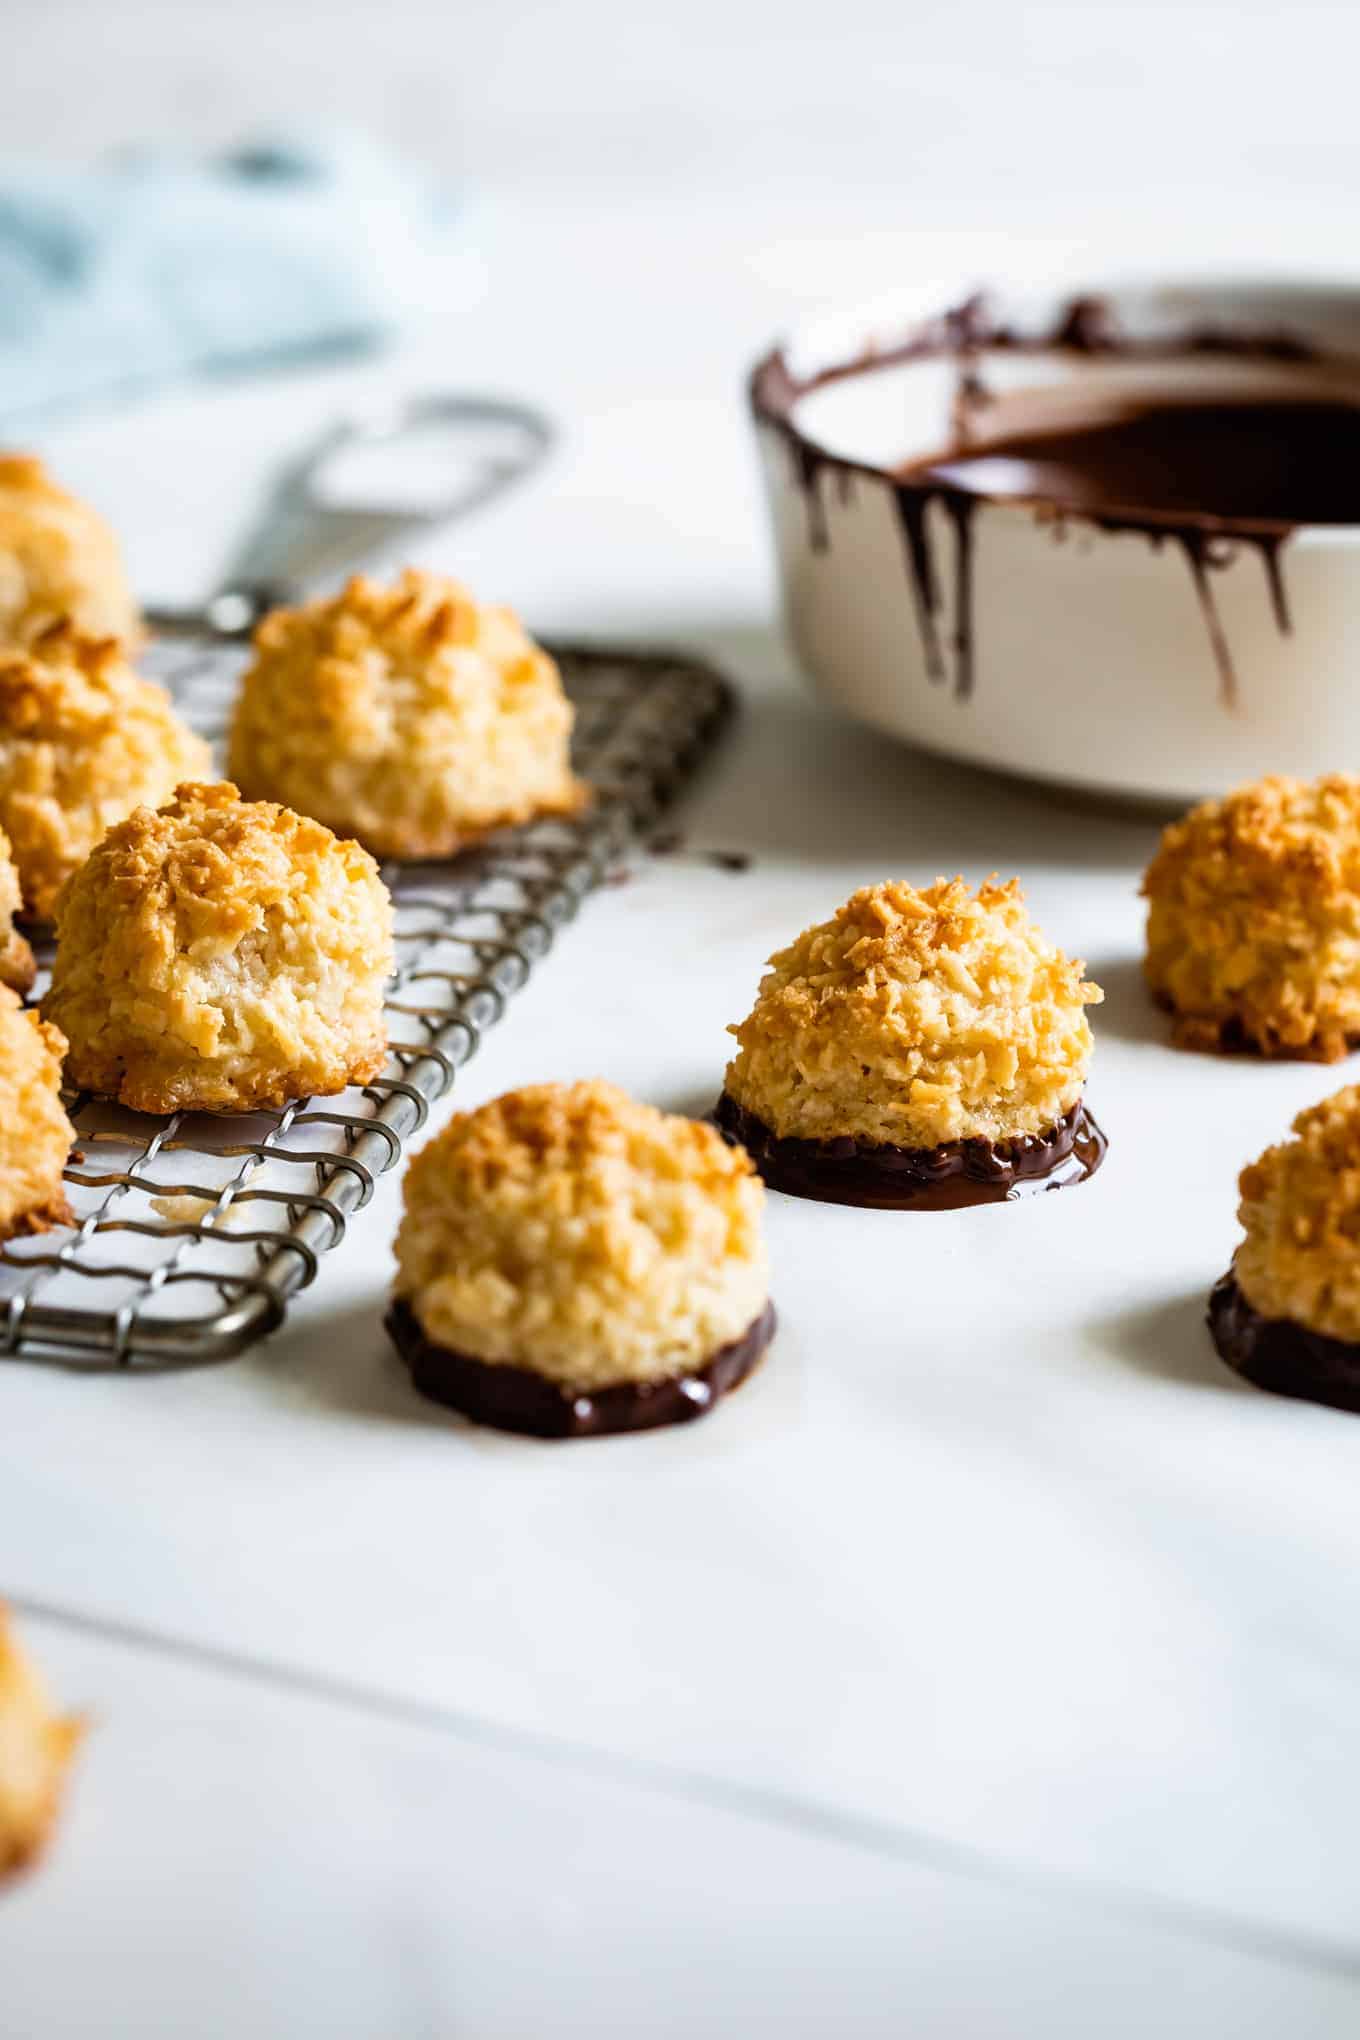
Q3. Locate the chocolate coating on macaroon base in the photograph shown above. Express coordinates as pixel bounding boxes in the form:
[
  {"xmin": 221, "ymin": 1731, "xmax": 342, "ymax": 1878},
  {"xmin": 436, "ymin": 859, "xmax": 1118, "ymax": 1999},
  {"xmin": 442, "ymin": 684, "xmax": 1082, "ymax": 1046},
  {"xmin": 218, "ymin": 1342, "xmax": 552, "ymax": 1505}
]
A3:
[
  {"xmin": 1150, "ymin": 990, "xmax": 1360, "ymax": 1064},
  {"xmin": 714, "ymin": 1094, "xmax": 1107, "ymax": 1210},
  {"xmin": 1208, "ymin": 1271, "xmax": 1360, "ymax": 1413},
  {"xmin": 387, "ymin": 1298, "xmax": 776, "ymax": 1439}
]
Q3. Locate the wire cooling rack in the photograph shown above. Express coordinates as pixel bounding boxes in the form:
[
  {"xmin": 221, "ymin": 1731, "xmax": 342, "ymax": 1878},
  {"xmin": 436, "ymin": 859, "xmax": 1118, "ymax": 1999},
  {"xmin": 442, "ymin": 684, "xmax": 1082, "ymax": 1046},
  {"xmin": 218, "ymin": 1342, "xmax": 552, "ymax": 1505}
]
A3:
[{"xmin": 0, "ymin": 639, "xmax": 733, "ymax": 1369}]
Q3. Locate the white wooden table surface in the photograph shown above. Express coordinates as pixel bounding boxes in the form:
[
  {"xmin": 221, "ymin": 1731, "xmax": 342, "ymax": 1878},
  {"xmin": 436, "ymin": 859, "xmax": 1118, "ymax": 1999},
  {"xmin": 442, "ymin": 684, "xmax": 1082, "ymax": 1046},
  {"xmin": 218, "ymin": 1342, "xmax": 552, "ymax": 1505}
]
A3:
[{"xmin": 5, "ymin": 10, "xmax": 1360, "ymax": 2026}]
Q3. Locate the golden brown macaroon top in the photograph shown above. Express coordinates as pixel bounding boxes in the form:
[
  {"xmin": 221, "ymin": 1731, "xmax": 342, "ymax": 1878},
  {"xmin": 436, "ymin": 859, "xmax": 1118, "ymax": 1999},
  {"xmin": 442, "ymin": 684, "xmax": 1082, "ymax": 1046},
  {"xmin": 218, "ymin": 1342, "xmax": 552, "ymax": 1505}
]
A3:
[
  {"xmin": 724, "ymin": 877, "xmax": 1101, "ymax": 1149},
  {"xmin": 393, "ymin": 1079, "xmax": 770, "ymax": 1392},
  {"xmin": 0, "ymin": 987, "xmax": 73, "ymax": 1244},
  {"xmin": 44, "ymin": 781, "xmax": 394, "ymax": 1115},
  {"xmin": 0, "ymin": 621, "xmax": 212, "ymax": 921},
  {"xmin": 1144, "ymin": 774, "xmax": 1360, "ymax": 1060},
  {"xmin": 55, "ymin": 777, "xmax": 376, "ymax": 934},
  {"xmin": 228, "ymin": 568, "xmax": 585, "ymax": 860},
  {"xmin": 0, "ymin": 453, "xmax": 140, "ymax": 647},
  {"xmin": 0, "ymin": 1603, "xmax": 82, "ymax": 1883},
  {"xmin": 0, "ymin": 826, "xmax": 34, "ymax": 994},
  {"xmin": 1234, "ymin": 1085, "xmax": 1360, "ymax": 1342}
]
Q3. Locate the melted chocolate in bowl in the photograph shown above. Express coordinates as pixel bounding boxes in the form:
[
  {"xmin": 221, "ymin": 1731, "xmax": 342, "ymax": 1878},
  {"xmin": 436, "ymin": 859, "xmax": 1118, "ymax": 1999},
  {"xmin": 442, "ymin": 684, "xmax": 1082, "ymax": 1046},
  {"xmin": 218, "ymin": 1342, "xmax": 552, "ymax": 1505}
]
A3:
[
  {"xmin": 714, "ymin": 1093, "xmax": 1107, "ymax": 1211},
  {"xmin": 751, "ymin": 296, "xmax": 1360, "ymax": 706},
  {"xmin": 917, "ymin": 398, "xmax": 1360, "ymax": 527}
]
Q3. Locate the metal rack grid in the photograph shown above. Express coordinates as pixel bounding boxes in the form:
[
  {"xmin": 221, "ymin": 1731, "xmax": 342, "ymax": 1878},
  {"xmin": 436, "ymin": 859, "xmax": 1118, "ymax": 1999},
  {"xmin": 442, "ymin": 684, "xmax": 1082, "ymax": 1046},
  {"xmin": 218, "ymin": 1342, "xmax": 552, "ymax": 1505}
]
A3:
[{"xmin": 0, "ymin": 639, "xmax": 732, "ymax": 1370}]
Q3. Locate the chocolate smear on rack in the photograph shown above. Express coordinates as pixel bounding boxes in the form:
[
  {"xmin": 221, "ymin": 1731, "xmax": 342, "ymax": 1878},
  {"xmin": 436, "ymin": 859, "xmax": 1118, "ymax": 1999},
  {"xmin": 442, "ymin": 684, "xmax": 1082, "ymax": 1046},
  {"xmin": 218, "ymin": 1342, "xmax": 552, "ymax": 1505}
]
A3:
[
  {"xmin": 747, "ymin": 294, "xmax": 1355, "ymax": 707},
  {"xmin": 714, "ymin": 1092, "xmax": 1106, "ymax": 1210}
]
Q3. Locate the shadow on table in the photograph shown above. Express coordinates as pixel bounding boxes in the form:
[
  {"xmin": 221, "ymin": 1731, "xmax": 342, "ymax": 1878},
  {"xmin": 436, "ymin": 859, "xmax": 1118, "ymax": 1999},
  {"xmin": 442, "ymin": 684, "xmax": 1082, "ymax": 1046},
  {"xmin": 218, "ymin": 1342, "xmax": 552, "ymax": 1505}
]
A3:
[
  {"xmin": 662, "ymin": 1084, "xmax": 724, "ymax": 1126},
  {"xmin": 248, "ymin": 1286, "xmax": 806, "ymax": 1449},
  {"xmin": 693, "ymin": 689, "xmax": 1167, "ymax": 875},
  {"xmin": 601, "ymin": 602, "xmax": 1178, "ymax": 871},
  {"xmin": 248, "ymin": 1293, "xmax": 478, "ymax": 1433},
  {"xmin": 1088, "ymin": 1285, "xmax": 1251, "ymax": 1396},
  {"xmin": 1080, "ymin": 955, "xmax": 1170, "ymax": 1048}
]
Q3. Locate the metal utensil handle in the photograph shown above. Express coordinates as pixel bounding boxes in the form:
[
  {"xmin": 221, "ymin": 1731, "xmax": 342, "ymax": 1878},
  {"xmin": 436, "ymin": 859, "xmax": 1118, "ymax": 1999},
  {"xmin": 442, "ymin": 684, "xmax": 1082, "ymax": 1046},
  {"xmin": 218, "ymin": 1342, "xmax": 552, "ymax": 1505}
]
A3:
[{"xmin": 145, "ymin": 394, "xmax": 554, "ymax": 640}]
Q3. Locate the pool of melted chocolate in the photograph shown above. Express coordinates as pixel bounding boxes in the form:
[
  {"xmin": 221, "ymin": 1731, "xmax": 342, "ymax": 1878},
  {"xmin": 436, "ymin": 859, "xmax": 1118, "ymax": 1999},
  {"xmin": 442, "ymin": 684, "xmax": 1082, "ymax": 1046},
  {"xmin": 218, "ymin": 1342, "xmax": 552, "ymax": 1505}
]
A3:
[
  {"xmin": 914, "ymin": 397, "xmax": 1360, "ymax": 528},
  {"xmin": 751, "ymin": 296, "xmax": 1360, "ymax": 705},
  {"xmin": 386, "ymin": 1298, "xmax": 776, "ymax": 1439},
  {"xmin": 714, "ymin": 1094, "xmax": 1106, "ymax": 1211},
  {"xmin": 1208, "ymin": 1271, "xmax": 1360, "ymax": 1414}
]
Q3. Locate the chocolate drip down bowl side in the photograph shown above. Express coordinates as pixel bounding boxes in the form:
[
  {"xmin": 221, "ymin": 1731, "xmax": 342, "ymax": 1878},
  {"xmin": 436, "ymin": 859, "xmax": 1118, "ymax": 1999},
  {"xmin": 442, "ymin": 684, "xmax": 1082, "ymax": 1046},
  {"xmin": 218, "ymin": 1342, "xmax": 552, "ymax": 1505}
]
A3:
[{"xmin": 751, "ymin": 279, "xmax": 1360, "ymax": 804}]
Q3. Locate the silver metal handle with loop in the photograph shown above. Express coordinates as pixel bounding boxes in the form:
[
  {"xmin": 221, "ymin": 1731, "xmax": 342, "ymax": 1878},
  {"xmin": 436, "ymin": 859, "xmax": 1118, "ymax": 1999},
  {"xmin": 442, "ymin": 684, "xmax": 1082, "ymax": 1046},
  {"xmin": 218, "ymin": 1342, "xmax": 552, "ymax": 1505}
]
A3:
[{"xmin": 145, "ymin": 394, "xmax": 554, "ymax": 640}]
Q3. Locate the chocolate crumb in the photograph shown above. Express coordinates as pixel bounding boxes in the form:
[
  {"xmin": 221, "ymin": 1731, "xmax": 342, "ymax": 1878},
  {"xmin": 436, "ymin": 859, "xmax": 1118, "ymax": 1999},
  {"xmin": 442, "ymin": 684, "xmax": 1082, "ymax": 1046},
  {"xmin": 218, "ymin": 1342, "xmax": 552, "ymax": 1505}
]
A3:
[{"xmin": 647, "ymin": 831, "xmax": 751, "ymax": 872}]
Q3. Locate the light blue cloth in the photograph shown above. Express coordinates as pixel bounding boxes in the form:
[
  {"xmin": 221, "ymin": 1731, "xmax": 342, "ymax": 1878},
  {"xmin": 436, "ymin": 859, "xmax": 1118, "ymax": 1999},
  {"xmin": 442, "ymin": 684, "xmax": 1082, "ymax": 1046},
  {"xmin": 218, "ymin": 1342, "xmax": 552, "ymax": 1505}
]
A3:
[{"xmin": 0, "ymin": 135, "xmax": 451, "ymax": 427}]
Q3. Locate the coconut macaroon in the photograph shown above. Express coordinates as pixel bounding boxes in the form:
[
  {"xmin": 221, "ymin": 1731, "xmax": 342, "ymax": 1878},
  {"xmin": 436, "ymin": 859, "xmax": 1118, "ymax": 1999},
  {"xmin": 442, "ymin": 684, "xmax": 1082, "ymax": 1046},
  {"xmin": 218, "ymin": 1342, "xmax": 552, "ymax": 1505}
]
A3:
[
  {"xmin": 1209, "ymin": 1086, "xmax": 1360, "ymax": 1410},
  {"xmin": 0, "ymin": 453, "xmax": 140, "ymax": 648},
  {"xmin": 1144, "ymin": 774, "xmax": 1360, "ymax": 1060},
  {"xmin": 228, "ymin": 568, "xmax": 585, "ymax": 861},
  {"xmin": 0, "ymin": 1605, "xmax": 82, "ymax": 1884},
  {"xmin": 717, "ymin": 876, "xmax": 1106, "ymax": 1208},
  {"xmin": 0, "ymin": 989, "xmax": 73, "ymax": 1243},
  {"xmin": 387, "ymin": 1079, "xmax": 774, "ymax": 1437},
  {"xmin": 0, "ymin": 828, "xmax": 34, "ymax": 994},
  {"xmin": 0, "ymin": 623, "xmax": 212, "ymax": 922},
  {"xmin": 43, "ymin": 782, "xmax": 394, "ymax": 1116}
]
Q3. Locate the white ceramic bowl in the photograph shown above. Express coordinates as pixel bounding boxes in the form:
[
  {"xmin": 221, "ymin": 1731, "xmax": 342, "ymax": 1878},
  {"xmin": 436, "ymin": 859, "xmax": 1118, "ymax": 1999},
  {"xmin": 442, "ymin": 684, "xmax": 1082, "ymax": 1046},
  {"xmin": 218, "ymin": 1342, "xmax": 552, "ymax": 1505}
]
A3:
[{"xmin": 750, "ymin": 278, "xmax": 1360, "ymax": 803}]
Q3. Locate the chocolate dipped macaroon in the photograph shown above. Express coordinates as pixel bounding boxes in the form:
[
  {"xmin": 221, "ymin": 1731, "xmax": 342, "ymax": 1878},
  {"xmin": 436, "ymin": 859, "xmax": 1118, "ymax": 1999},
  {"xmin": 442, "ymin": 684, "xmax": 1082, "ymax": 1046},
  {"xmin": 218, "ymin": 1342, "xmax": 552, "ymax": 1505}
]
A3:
[
  {"xmin": 1209, "ymin": 1086, "xmax": 1360, "ymax": 1411},
  {"xmin": 717, "ymin": 877, "xmax": 1105, "ymax": 1209},
  {"xmin": 1144, "ymin": 774, "xmax": 1360, "ymax": 1061},
  {"xmin": 388, "ymin": 1080, "xmax": 774, "ymax": 1438}
]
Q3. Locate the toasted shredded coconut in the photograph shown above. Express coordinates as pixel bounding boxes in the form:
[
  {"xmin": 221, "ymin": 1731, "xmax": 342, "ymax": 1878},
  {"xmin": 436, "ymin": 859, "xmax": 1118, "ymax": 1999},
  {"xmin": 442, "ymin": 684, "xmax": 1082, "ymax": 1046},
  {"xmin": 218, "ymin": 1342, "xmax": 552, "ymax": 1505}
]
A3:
[
  {"xmin": 394, "ymin": 1079, "xmax": 769, "ymax": 1391},
  {"xmin": 1235, "ymin": 1085, "xmax": 1360, "ymax": 1341},
  {"xmin": 0, "ymin": 826, "xmax": 33, "ymax": 993},
  {"xmin": 229, "ymin": 568, "xmax": 585, "ymax": 860},
  {"xmin": 0, "ymin": 1602, "xmax": 82, "ymax": 1883},
  {"xmin": 1144, "ymin": 774, "xmax": 1360, "ymax": 1060},
  {"xmin": 0, "ymin": 452, "xmax": 140, "ymax": 649},
  {"xmin": 44, "ymin": 781, "xmax": 393, "ymax": 1114},
  {"xmin": 724, "ymin": 877, "xmax": 1100, "ymax": 1147},
  {"xmin": 0, "ymin": 986, "xmax": 72, "ymax": 1242},
  {"xmin": 0, "ymin": 622, "xmax": 211, "ymax": 921}
]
